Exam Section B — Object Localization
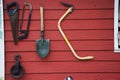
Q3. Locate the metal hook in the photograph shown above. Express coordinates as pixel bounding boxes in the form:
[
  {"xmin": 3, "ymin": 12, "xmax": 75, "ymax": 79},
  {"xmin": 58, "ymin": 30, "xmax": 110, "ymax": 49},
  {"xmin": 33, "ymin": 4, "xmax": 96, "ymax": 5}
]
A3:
[
  {"xmin": 14, "ymin": 54, "xmax": 21, "ymax": 61},
  {"xmin": 18, "ymin": 2, "xmax": 32, "ymax": 40}
]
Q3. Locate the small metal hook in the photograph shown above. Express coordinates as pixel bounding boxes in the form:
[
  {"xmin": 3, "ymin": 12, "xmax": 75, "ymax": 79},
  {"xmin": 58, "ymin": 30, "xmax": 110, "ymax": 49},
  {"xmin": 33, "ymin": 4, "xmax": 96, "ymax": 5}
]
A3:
[{"xmin": 14, "ymin": 54, "xmax": 21, "ymax": 61}]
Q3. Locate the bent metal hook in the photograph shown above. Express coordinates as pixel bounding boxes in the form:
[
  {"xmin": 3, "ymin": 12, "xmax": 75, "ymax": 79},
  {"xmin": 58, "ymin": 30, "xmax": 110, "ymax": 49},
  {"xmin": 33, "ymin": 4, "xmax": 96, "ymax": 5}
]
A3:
[{"xmin": 58, "ymin": 2, "xmax": 94, "ymax": 60}]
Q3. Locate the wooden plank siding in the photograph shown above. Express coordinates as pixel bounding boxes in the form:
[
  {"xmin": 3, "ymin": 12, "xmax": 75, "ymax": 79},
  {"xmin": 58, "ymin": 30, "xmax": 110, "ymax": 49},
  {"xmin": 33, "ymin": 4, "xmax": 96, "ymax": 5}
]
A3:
[{"xmin": 4, "ymin": 0, "xmax": 120, "ymax": 80}]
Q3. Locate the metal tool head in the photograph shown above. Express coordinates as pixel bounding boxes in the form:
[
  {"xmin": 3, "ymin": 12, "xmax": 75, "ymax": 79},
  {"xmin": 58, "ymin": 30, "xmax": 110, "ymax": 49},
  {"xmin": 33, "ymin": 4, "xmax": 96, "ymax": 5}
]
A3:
[
  {"xmin": 36, "ymin": 39, "xmax": 50, "ymax": 58},
  {"xmin": 60, "ymin": 2, "xmax": 73, "ymax": 13},
  {"xmin": 60, "ymin": 2, "xmax": 73, "ymax": 8}
]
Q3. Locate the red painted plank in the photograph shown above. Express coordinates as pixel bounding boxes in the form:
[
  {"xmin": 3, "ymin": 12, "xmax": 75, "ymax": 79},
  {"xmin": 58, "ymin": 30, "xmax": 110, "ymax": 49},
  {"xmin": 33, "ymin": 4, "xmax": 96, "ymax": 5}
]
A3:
[
  {"xmin": 4, "ymin": 10, "xmax": 113, "ymax": 20},
  {"xmin": 6, "ymin": 62, "xmax": 120, "ymax": 74},
  {"xmin": 4, "ymin": 0, "xmax": 113, "ymax": 9},
  {"xmin": 5, "ymin": 51, "xmax": 120, "ymax": 61},
  {"xmin": 4, "ymin": 20, "xmax": 114, "ymax": 30},
  {"xmin": 4, "ymin": 0, "xmax": 116, "ymax": 80},
  {"xmin": 5, "ymin": 41, "xmax": 113, "ymax": 51},
  {"xmin": 5, "ymin": 30, "xmax": 113, "ymax": 41},
  {"xmin": 5, "ymin": 73, "xmax": 120, "ymax": 80}
]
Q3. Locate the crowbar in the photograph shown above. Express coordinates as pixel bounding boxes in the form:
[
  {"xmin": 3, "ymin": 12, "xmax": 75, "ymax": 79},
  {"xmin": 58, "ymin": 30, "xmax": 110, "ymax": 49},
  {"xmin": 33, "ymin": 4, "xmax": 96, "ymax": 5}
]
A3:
[{"xmin": 58, "ymin": 2, "xmax": 94, "ymax": 60}]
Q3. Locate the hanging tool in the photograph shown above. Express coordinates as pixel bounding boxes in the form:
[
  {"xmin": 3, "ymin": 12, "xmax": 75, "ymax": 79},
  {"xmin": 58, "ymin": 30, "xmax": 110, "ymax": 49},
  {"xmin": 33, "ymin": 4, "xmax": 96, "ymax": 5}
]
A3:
[
  {"xmin": 36, "ymin": 7, "xmax": 50, "ymax": 58},
  {"xmin": 58, "ymin": 2, "xmax": 94, "ymax": 60},
  {"xmin": 7, "ymin": 2, "xmax": 19, "ymax": 45},
  {"xmin": 18, "ymin": 2, "xmax": 32, "ymax": 40},
  {"xmin": 10, "ymin": 54, "xmax": 24, "ymax": 78}
]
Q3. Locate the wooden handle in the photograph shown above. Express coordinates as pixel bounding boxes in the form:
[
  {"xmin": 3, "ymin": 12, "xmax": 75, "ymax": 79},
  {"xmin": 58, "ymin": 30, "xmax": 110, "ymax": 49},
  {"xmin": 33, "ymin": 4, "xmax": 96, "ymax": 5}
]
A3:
[
  {"xmin": 58, "ymin": 7, "xmax": 94, "ymax": 60},
  {"xmin": 40, "ymin": 7, "xmax": 44, "ymax": 31}
]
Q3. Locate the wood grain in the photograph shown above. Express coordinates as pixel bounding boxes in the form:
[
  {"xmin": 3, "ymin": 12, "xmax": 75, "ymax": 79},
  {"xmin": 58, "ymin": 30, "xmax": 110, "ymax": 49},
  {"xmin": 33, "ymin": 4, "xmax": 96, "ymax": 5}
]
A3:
[
  {"xmin": 5, "ymin": 73, "xmax": 120, "ymax": 80},
  {"xmin": 4, "ymin": 10, "xmax": 113, "ymax": 20},
  {"xmin": 5, "ymin": 30, "xmax": 113, "ymax": 41},
  {"xmin": 4, "ymin": 0, "xmax": 113, "ymax": 9},
  {"xmin": 4, "ymin": 20, "xmax": 114, "ymax": 30},
  {"xmin": 5, "ymin": 51, "xmax": 120, "ymax": 61},
  {"xmin": 6, "ymin": 62, "xmax": 120, "ymax": 74},
  {"xmin": 5, "ymin": 41, "xmax": 113, "ymax": 51}
]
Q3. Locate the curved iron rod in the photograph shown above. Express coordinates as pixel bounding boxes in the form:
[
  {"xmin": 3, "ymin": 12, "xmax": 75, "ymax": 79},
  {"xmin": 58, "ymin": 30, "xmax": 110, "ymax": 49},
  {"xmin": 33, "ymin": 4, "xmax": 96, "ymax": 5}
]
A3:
[{"xmin": 58, "ymin": 6, "xmax": 94, "ymax": 60}]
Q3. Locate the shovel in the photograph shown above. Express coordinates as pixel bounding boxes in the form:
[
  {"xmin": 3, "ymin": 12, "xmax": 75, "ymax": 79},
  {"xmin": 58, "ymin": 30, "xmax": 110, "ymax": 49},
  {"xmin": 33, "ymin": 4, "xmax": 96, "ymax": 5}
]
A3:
[{"xmin": 36, "ymin": 7, "xmax": 50, "ymax": 58}]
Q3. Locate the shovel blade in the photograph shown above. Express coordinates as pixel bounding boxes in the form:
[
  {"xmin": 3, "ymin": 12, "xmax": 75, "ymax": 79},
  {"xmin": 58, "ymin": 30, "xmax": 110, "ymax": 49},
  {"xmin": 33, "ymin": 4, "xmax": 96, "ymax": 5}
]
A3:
[{"xmin": 36, "ymin": 39, "xmax": 50, "ymax": 58}]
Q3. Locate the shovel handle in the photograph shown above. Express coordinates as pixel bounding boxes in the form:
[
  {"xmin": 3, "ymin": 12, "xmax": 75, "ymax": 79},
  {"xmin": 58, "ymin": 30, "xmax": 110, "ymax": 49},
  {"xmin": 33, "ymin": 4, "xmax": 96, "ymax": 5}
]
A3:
[{"xmin": 40, "ymin": 7, "xmax": 44, "ymax": 31}]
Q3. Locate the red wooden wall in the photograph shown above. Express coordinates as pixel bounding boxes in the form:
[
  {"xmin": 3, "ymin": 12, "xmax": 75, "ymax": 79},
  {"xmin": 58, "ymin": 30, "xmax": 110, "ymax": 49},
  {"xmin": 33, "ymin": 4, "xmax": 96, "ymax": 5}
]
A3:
[{"xmin": 4, "ymin": 0, "xmax": 120, "ymax": 80}]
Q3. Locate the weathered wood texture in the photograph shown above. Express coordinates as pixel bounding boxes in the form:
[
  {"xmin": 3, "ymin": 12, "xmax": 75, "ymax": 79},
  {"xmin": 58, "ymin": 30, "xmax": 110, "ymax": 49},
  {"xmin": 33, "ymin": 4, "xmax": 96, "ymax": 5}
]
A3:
[{"xmin": 4, "ymin": 0, "xmax": 120, "ymax": 80}]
